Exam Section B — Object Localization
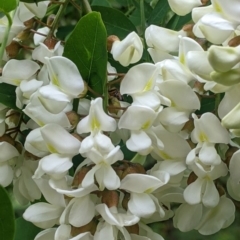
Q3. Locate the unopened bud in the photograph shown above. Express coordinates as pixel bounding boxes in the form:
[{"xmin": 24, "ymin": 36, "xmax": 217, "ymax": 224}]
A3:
[
  {"xmin": 102, "ymin": 190, "xmax": 119, "ymax": 208},
  {"xmin": 43, "ymin": 37, "xmax": 58, "ymax": 50},
  {"xmin": 47, "ymin": 14, "xmax": 55, "ymax": 26},
  {"xmin": 187, "ymin": 171, "xmax": 198, "ymax": 185},
  {"xmin": 15, "ymin": 29, "xmax": 32, "ymax": 42},
  {"xmin": 107, "ymin": 35, "xmax": 120, "ymax": 52},
  {"xmin": 6, "ymin": 41, "xmax": 21, "ymax": 59},
  {"xmin": 131, "ymin": 163, "xmax": 146, "ymax": 174},
  {"xmin": 201, "ymin": 0, "xmax": 209, "ymax": 5},
  {"xmin": 72, "ymin": 166, "xmax": 91, "ymax": 188},
  {"xmin": 71, "ymin": 132, "xmax": 83, "ymax": 142},
  {"xmin": 24, "ymin": 18, "xmax": 35, "ymax": 28},
  {"xmin": 71, "ymin": 219, "xmax": 97, "ymax": 236},
  {"xmin": 66, "ymin": 111, "xmax": 80, "ymax": 128},
  {"xmin": 228, "ymin": 36, "xmax": 240, "ymax": 47},
  {"xmin": 193, "ymin": 81, "xmax": 205, "ymax": 95},
  {"xmin": 108, "ymin": 97, "xmax": 121, "ymax": 115},
  {"xmin": 122, "ymin": 192, "xmax": 130, "ymax": 210},
  {"xmin": 121, "ymin": 166, "xmax": 139, "ymax": 179},
  {"xmin": 6, "ymin": 110, "xmax": 21, "ymax": 128},
  {"xmin": 182, "ymin": 119, "xmax": 195, "ymax": 137},
  {"xmin": 125, "ymin": 224, "xmax": 139, "ymax": 234},
  {"xmin": 182, "ymin": 24, "xmax": 195, "ymax": 38}
]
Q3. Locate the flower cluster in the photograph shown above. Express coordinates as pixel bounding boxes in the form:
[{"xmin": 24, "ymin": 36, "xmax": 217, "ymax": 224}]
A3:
[{"xmin": 1, "ymin": 0, "xmax": 240, "ymax": 240}]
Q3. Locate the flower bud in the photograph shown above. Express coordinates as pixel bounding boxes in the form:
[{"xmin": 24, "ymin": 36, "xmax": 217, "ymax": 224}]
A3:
[
  {"xmin": 71, "ymin": 219, "xmax": 97, "ymax": 236},
  {"xmin": 110, "ymin": 32, "xmax": 143, "ymax": 66},
  {"xmin": 43, "ymin": 37, "xmax": 58, "ymax": 50},
  {"xmin": 182, "ymin": 24, "xmax": 195, "ymax": 38},
  {"xmin": 108, "ymin": 96, "xmax": 121, "ymax": 115},
  {"xmin": 66, "ymin": 111, "xmax": 80, "ymax": 128},
  {"xmin": 107, "ymin": 35, "xmax": 120, "ymax": 52},
  {"xmin": 193, "ymin": 81, "xmax": 205, "ymax": 95},
  {"xmin": 72, "ymin": 166, "xmax": 91, "ymax": 188},
  {"xmin": 101, "ymin": 190, "xmax": 119, "ymax": 208},
  {"xmin": 5, "ymin": 110, "xmax": 21, "ymax": 128},
  {"xmin": 24, "ymin": 18, "xmax": 35, "ymax": 29},
  {"xmin": 187, "ymin": 171, "xmax": 198, "ymax": 185},
  {"xmin": 6, "ymin": 41, "xmax": 22, "ymax": 59},
  {"xmin": 228, "ymin": 35, "xmax": 240, "ymax": 47},
  {"xmin": 47, "ymin": 14, "xmax": 55, "ymax": 26},
  {"xmin": 125, "ymin": 223, "xmax": 139, "ymax": 234},
  {"xmin": 122, "ymin": 192, "xmax": 130, "ymax": 210}
]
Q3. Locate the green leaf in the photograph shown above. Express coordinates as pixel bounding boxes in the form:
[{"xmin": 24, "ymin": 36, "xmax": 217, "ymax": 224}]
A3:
[
  {"xmin": 0, "ymin": 0, "xmax": 17, "ymax": 13},
  {"xmin": 147, "ymin": 0, "xmax": 171, "ymax": 26},
  {"xmin": 91, "ymin": 0, "xmax": 111, "ymax": 7},
  {"xmin": 0, "ymin": 83, "xmax": 17, "ymax": 109},
  {"xmin": 0, "ymin": 186, "xmax": 15, "ymax": 240},
  {"xmin": 14, "ymin": 217, "xmax": 41, "ymax": 240},
  {"xmin": 92, "ymin": 6, "xmax": 137, "ymax": 39},
  {"xmin": 63, "ymin": 12, "xmax": 107, "ymax": 95},
  {"xmin": 166, "ymin": 12, "xmax": 192, "ymax": 30},
  {"xmin": 20, "ymin": 0, "xmax": 46, "ymax": 3}
]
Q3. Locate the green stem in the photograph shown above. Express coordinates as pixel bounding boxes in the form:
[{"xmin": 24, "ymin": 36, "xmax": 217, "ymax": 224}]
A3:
[
  {"xmin": 139, "ymin": 0, "xmax": 145, "ymax": 36},
  {"xmin": 47, "ymin": 0, "xmax": 70, "ymax": 38},
  {"xmin": 82, "ymin": 0, "xmax": 92, "ymax": 13},
  {"xmin": 0, "ymin": 12, "xmax": 13, "ymax": 67}
]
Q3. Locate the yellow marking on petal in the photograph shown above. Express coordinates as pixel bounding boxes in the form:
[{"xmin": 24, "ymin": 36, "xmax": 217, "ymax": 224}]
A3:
[
  {"xmin": 158, "ymin": 150, "xmax": 171, "ymax": 160},
  {"xmin": 199, "ymin": 132, "xmax": 208, "ymax": 142},
  {"xmin": 91, "ymin": 116, "xmax": 101, "ymax": 131},
  {"xmin": 214, "ymin": 2, "xmax": 222, "ymax": 13},
  {"xmin": 145, "ymin": 187, "xmax": 154, "ymax": 194},
  {"xmin": 142, "ymin": 120, "xmax": 151, "ymax": 130},
  {"xmin": 171, "ymin": 100, "xmax": 176, "ymax": 107},
  {"xmin": 179, "ymin": 53, "xmax": 185, "ymax": 65},
  {"xmin": 37, "ymin": 120, "xmax": 45, "ymax": 127},
  {"xmin": 52, "ymin": 74, "xmax": 60, "ymax": 87},
  {"xmin": 143, "ymin": 78, "xmax": 153, "ymax": 92},
  {"xmin": 47, "ymin": 143, "xmax": 58, "ymax": 153},
  {"xmin": 13, "ymin": 79, "xmax": 21, "ymax": 86}
]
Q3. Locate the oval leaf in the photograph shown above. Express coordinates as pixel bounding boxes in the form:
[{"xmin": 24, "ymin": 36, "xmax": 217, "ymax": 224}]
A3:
[
  {"xmin": 0, "ymin": 186, "xmax": 15, "ymax": 240},
  {"xmin": 92, "ymin": 6, "xmax": 137, "ymax": 39},
  {"xmin": 14, "ymin": 217, "xmax": 41, "ymax": 240},
  {"xmin": 0, "ymin": 83, "xmax": 17, "ymax": 109},
  {"xmin": 0, "ymin": 0, "xmax": 17, "ymax": 13},
  {"xmin": 147, "ymin": 0, "xmax": 171, "ymax": 26},
  {"xmin": 63, "ymin": 12, "xmax": 107, "ymax": 95}
]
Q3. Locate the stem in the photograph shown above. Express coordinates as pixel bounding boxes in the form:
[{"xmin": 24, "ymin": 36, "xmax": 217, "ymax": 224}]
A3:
[
  {"xmin": 0, "ymin": 12, "xmax": 13, "ymax": 67},
  {"xmin": 47, "ymin": 0, "xmax": 70, "ymax": 38},
  {"xmin": 139, "ymin": 0, "xmax": 145, "ymax": 36},
  {"xmin": 82, "ymin": 0, "xmax": 92, "ymax": 13}
]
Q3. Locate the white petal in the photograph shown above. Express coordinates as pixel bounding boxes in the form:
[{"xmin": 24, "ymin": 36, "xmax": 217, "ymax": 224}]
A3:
[
  {"xmin": 128, "ymin": 193, "xmax": 156, "ymax": 217},
  {"xmin": 23, "ymin": 203, "xmax": 63, "ymax": 229},
  {"xmin": 41, "ymin": 123, "xmax": 81, "ymax": 155}
]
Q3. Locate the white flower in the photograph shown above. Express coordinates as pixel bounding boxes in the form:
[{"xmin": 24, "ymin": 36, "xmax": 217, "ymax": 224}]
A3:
[
  {"xmin": 77, "ymin": 98, "xmax": 116, "ymax": 154},
  {"xmin": 111, "ymin": 32, "xmax": 143, "ymax": 66}
]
